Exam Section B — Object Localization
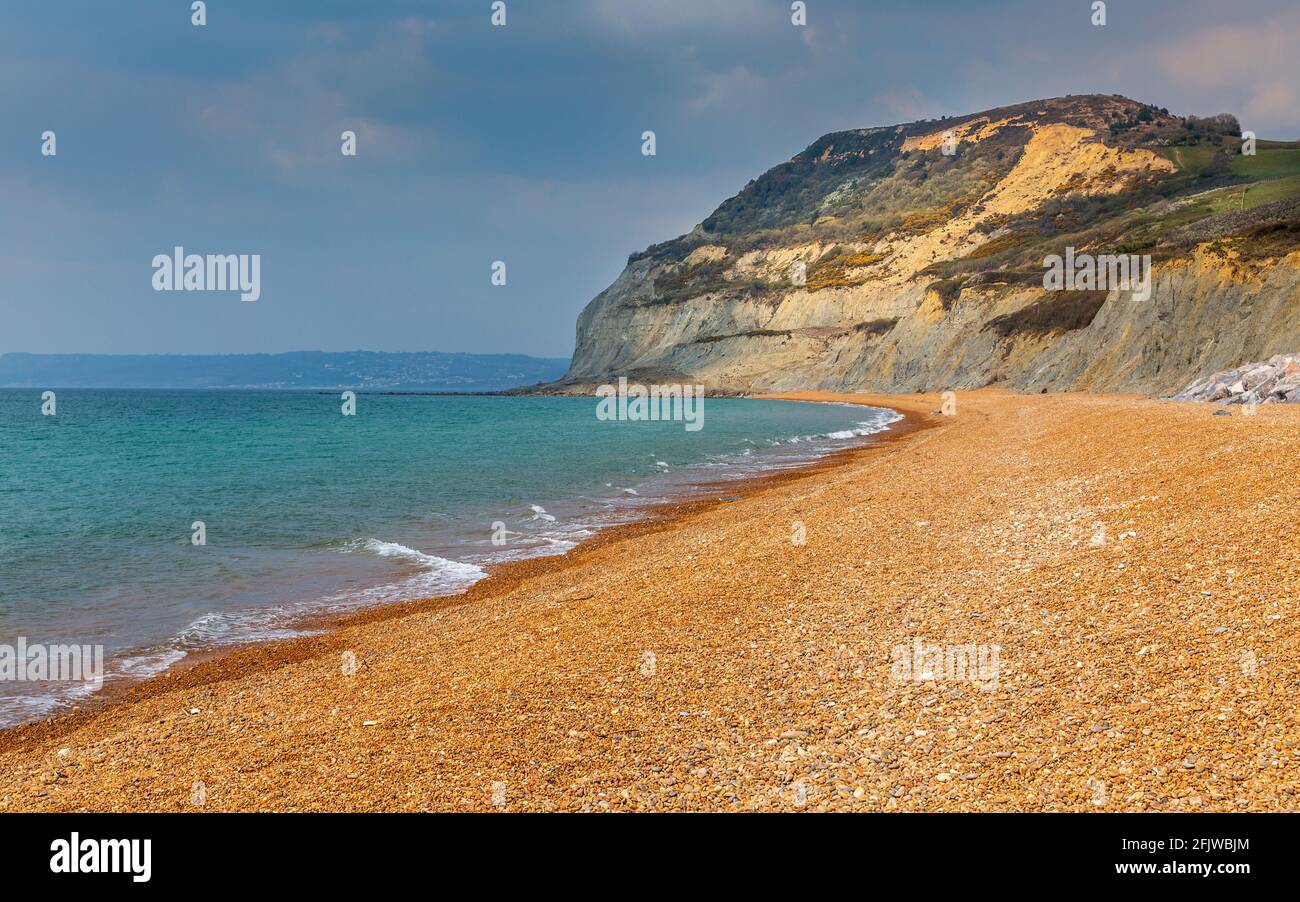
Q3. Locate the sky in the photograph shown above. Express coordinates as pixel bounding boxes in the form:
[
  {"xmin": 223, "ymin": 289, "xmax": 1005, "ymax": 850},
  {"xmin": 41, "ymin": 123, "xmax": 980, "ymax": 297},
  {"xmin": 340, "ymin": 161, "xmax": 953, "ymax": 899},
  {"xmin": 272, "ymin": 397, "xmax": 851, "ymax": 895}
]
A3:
[{"xmin": 3, "ymin": 0, "xmax": 1298, "ymax": 359}]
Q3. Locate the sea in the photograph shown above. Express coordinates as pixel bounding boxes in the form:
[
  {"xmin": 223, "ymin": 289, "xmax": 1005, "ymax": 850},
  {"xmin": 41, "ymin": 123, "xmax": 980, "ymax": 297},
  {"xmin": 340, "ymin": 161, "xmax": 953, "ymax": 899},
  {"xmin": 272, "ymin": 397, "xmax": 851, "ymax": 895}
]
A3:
[{"xmin": 0, "ymin": 390, "xmax": 899, "ymax": 726}]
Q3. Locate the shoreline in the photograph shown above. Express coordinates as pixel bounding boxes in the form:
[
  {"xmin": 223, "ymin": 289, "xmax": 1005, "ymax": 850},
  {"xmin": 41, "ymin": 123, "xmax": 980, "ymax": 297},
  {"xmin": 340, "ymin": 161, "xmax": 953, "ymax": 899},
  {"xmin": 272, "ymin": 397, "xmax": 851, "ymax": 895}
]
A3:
[
  {"xmin": 8, "ymin": 387, "xmax": 1293, "ymax": 812},
  {"xmin": 0, "ymin": 392, "xmax": 931, "ymax": 753}
]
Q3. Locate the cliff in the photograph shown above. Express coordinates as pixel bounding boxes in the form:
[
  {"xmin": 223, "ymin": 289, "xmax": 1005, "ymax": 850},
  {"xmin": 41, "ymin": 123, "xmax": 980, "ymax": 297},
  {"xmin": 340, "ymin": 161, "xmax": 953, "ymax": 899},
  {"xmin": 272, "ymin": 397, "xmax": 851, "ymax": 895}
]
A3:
[{"xmin": 560, "ymin": 95, "xmax": 1300, "ymax": 395}]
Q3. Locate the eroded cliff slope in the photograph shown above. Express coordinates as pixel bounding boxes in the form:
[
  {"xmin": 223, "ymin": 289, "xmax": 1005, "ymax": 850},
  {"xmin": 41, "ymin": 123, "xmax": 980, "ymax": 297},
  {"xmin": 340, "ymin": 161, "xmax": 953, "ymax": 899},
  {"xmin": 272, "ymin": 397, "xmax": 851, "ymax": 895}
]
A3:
[{"xmin": 561, "ymin": 95, "xmax": 1300, "ymax": 395}]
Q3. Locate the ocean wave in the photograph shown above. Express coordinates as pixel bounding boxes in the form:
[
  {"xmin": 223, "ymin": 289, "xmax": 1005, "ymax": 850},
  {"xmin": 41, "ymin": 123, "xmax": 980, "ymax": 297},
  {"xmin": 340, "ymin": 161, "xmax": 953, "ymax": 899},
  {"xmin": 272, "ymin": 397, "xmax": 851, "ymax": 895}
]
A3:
[
  {"xmin": 785, "ymin": 413, "xmax": 903, "ymax": 444},
  {"xmin": 27, "ymin": 539, "xmax": 492, "ymax": 721},
  {"xmin": 528, "ymin": 504, "xmax": 557, "ymax": 522},
  {"xmin": 339, "ymin": 538, "xmax": 488, "ymax": 592},
  {"xmin": 114, "ymin": 648, "xmax": 191, "ymax": 679}
]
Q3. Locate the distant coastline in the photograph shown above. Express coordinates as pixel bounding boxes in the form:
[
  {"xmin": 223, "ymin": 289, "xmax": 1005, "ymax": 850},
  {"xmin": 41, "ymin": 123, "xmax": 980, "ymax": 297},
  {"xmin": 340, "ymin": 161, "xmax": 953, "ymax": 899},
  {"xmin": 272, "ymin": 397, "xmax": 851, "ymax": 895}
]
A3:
[{"xmin": 0, "ymin": 350, "xmax": 571, "ymax": 392}]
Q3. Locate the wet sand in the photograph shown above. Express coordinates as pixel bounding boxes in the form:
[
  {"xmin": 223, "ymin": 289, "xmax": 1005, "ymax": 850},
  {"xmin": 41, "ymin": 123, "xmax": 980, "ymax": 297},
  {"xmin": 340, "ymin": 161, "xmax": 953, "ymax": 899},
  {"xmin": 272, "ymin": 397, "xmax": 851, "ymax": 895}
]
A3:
[{"xmin": 1, "ymin": 389, "xmax": 1296, "ymax": 812}]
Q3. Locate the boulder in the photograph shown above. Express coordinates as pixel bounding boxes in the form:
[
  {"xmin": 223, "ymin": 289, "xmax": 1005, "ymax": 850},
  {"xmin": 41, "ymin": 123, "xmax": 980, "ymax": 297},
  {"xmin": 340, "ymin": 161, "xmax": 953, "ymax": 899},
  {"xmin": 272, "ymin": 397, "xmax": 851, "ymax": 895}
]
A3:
[{"xmin": 1174, "ymin": 354, "xmax": 1300, "ymax": 404}]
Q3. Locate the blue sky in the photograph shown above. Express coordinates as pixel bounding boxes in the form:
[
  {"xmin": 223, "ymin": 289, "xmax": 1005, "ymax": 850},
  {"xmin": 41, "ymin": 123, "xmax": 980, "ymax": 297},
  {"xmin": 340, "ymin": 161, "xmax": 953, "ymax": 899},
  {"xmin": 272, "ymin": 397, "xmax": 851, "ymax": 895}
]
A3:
[{"xmin": 4, "ymin": 0, "xmax": 1298, "ymax": 358}]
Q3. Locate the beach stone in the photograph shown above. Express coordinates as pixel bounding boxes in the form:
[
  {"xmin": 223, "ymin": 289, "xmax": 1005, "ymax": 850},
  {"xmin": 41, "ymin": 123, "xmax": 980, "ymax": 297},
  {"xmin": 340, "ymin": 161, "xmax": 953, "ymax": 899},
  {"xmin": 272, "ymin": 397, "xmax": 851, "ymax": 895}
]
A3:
[
  {"xmin": 1175, "ymin": 354, "xmax": 1300, "ymax": 405},
  {"xmin": 3, "ymin": 389, "xmax": 1298, "ymax": 814}
]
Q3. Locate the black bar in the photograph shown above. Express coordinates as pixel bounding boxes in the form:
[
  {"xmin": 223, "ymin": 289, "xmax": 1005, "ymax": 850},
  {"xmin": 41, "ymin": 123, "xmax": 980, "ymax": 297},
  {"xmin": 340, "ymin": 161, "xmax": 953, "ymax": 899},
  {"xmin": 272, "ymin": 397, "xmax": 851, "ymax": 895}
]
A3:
[{"xmin": 0, "ymin": 813, "xmax": 1279, "ymax": 888}]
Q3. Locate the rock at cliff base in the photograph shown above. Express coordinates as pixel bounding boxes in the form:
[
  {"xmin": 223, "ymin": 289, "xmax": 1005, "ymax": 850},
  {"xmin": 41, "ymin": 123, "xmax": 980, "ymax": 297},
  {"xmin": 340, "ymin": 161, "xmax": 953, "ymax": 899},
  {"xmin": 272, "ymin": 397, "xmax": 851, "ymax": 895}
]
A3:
[{"xmin": 1175, "ymin": 354, "xmax": 1300, "ymax": 404}]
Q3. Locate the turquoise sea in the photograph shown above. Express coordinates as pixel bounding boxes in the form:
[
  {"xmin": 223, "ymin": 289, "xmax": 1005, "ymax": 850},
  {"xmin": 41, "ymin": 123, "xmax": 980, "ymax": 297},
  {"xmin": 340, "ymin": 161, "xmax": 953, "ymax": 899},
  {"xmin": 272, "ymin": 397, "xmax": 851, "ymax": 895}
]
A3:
[{"xmin": 0, "ymin": 390, "xmax": 898, "ymax": 725}]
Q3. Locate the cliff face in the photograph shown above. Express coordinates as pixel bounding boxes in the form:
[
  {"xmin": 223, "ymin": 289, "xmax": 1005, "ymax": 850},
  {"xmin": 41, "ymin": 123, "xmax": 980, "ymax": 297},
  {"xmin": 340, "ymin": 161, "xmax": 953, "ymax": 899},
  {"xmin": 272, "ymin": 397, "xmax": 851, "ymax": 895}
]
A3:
[{"xmin": 563, "ymin": 95, "xmax": 1300, "ymax": 394}]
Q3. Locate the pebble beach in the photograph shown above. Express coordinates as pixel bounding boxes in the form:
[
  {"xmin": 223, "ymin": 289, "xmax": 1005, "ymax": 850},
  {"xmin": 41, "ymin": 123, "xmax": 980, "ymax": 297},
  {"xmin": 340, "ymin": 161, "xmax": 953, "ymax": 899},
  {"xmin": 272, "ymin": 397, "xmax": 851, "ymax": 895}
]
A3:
[{"xmin": 1, "ymin": 389, "xmax": 1296, "ymax": 812}]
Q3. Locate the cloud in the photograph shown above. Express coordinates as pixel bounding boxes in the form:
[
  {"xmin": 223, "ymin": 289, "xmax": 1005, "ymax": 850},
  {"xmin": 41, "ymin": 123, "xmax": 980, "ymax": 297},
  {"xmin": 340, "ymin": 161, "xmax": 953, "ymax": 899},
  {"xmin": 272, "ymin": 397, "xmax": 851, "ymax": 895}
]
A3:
[
  {"xmin": 584, "ymin": 0, "xmax": 771, "ymax": 36},
  {"xmin": 1239, "ymin": 81, "xmax": 1300, "ymax": 130},
  {"xmin": 1153, "ymin": 12, "xmax": 1300, "ymax": 133},
  {"xmin": 181, "ymin": 19, "xmax": 440, "ymax": 178},
  {"xmin": 686, "ymin": 66, "xmax": 767, "ymax": 114},
  {"xmin": 872, "ymin": 87, "xmax": 944, "ymax": 123}
]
